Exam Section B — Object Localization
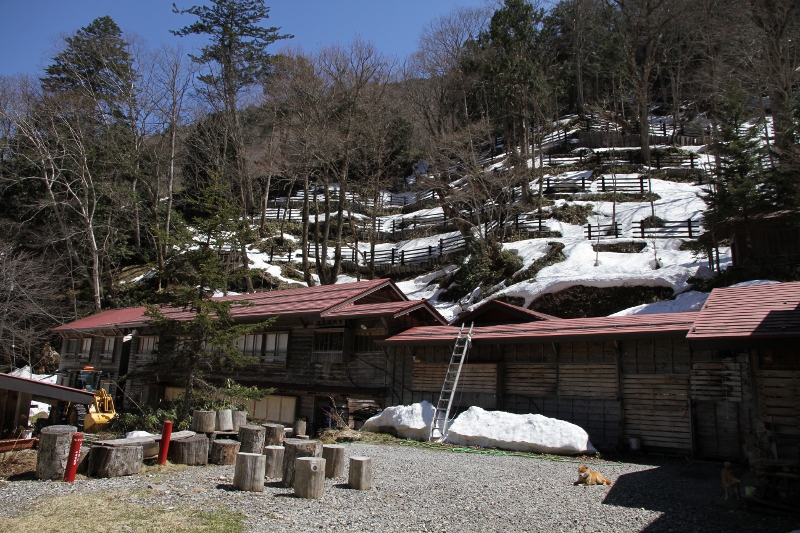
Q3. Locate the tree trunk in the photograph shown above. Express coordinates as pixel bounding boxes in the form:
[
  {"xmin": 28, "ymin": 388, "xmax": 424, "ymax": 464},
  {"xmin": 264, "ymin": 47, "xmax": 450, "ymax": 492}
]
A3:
[
  {"xmin": 238, "ymin": 424, "xmax": 265, "ymax": 454},
  {"xmin": 233, "ymin": 452, "xmax": 266, "ymax": 492},
  {"xmin": 292, "ymin": 419, "xmax": 307, "ymax": 437},
  {"xmin": 263, "ymin": 445, "xmax": 284, "ymax": 479},
  {"xmin": 282, "ymin": 438, "xmax": 322, "ymax": 488},
  {"xmin": 36, "ymin": 425, "xmax": 76, "ymax": 480},
  {"xmin": 215, "ymin": 409, "xmax": 233, "ymax": 431},
  {"xmin": 348, "ymin": 456, "xmax": 372, "ymax": 490},
  {"xmin": 232, "ymin": 410, "xmax": 247, "ymax": 432},
  {"xmin": 322, "ymin": 444, "xmax": 345, "ymax": 478},
  {"xmin": 294, "ymin": 457, "xmax": 325, "ymax": 499},
  {"xmin": 210, "ymin": 439, "xmax": 240, "ymax": 465},
  {"xmin": 168, "ymin": 434, "xmax": 209, "ymax": 465},
  {"xmin": 262, "ymin": 423, "xmax": 284, "ymax": 446},
  {"xmin": 88, "ymin": 445, "xmax": 142, "ymax": 477},
  {"xmin": 191, "ymin": 410, "xmax": 216, "ymax": 433}
]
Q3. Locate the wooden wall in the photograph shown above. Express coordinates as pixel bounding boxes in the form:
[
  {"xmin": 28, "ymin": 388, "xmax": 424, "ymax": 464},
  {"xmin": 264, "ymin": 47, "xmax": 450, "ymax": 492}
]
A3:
[{"xmin": 387, "ymin": 338, "xmax": 761, "ymax": 458}]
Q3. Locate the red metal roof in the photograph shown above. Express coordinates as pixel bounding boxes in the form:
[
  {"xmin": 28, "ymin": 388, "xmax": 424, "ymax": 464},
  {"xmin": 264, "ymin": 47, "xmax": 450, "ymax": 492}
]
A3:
[
  {"xmin": 0, "ymin": 373, "xmax": 96, "ymax": 404},
  {"xmin": 322, "ymin": 300, "xmax": 448, "ymax": 324},
  {"xmin": 54, "ymin": 279, "xmax": 412, "ymax": 331},
  {"xmin": 53, "ymin": 307, "xmax": 147, "ymax": 331},
  {"xmin": 383, "ymin": 312, "xmax": 698, "ymax": 345},
  {"xmin": 687, "ymin": 281, "xmax": 800, "ymax": 340}
]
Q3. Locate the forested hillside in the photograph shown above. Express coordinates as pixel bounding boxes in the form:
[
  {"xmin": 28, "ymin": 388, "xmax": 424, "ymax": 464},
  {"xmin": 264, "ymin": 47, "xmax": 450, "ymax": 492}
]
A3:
[{"xmin": 0, "ymin": 0, "xmax": 798, "ymax": 372}]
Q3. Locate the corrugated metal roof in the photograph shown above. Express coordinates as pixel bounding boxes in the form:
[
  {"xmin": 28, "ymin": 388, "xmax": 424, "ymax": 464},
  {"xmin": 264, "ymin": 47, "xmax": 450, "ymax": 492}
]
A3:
[
  {"xmin": 53, "ymin": 307, "xmax": 147, "ymax": 331},
  {"xmin": 687, "ymin": 281, "xmax": 800, "ymax": 340},
  {"xmin": 54, "ymin": 279, "xmax": 407, "ymax": 331},
  {"xmin": 0, "ymin": 373, "xmax": 96, "ymax": 404},
  {"xmin": 383, "ymin": 312, "xmax": 698, "ymax": 345},
  {"xmin": 322, "ymin": 300, "xmax": 448, "ymax": 323}
]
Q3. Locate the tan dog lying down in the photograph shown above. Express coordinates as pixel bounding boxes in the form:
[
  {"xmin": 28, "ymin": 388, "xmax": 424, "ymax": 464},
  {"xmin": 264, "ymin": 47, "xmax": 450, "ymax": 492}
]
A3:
[{"xmin": 574, "ymin": 465, "xmax": 612, "ymax": 486}]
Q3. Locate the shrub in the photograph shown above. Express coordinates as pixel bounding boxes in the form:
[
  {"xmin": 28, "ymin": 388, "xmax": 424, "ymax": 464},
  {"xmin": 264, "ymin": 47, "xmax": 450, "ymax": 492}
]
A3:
[{"xmin": 548, "ymin": 203, "xmax": 595, "ymax": 225}]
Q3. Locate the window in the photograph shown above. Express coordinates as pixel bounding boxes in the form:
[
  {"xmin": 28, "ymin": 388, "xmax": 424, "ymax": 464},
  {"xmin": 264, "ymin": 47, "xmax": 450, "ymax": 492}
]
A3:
[
  {"xmin": 312, "ymin": 330, "xmax": 344, "ymax": 363},
  {"xmin": 353, "ymin": 329, "xmax": 386, "ymax": 354},
  {"xmin": 262, "ymin": 332, "xmax": 289, "ymax": 366},
  {"xmin": 136, "ymin": 336, "xmax": 158, "ymax": 357},
  {"xmin": 237, "ymin": 334, "xmax": 264, "ymax": 358},
  {"xmin": 65, "ymin": 339, "xmax": 78, "ymax": 356},
  {"xmin": 78, "ymin": 338, "xmax": 92, "ymax": 360},
  {"xmin": 100, "ymin": 337, "xmax": 115, "ymax": 359}
]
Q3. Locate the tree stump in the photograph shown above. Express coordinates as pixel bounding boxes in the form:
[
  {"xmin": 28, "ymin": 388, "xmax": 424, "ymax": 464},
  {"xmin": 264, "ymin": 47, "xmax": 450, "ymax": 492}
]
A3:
[
  {"xmin": 238, "ymin": 424, "xmax": 265, "ymax": 454},
  {"xmin": 293, "ymin": 419, "xmax": 306, "ymax": 437},
  {"xmin": 232, "ymin": 410, "xmax": 247, "ymax": 432},
  {"xmin": 210, "ymin": 439, "xmax": 240, "ymax": 465},
  {"xmin": 168, "ymin": 434, "xmax": 209, "ymax": 465},
  {"xmin": 349, "ymin": 456, "xmax": 372, "ymax": 490},
  {"xmin": 263, "ymin": 445, "xmax": 284, "ymax": 479},
  {"xmin": 36, "ymin": 425, "xmax": 76, "ymax": 480},
  {"xmin": 88, "ymin": 445, "xmax": 142, "ymax": 478},
  {"xmin": 233, "ymin": 452, "xmax": 265, "ymax": 492},
  {"xmin": 282, "ymin": 438, "xmax": 322, "ymax": 487},
  {"xmin": 216, "ymin": 409, "xmax": 233, "ymax": 431},
  {"xmin": 262, "ymin": 423, "xmax": 284, "ymax": 446},
  {"xmin": 294, "ymin": 457, "xmax": 326, "ymax": 499},
  {"xmin": 322, "ymin": 445, "xmax": 345, "ymax": 478},
  {"xmin": 191, "ymin": 410, "xmax": 216, "ymax": 433}
]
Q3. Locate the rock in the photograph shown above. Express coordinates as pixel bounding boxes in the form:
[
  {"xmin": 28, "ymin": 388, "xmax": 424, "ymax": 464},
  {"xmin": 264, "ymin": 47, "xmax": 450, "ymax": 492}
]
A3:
[
  {"xmin": 361, "ymin": 401, "xmax": 435, "ymax": 440},
  {"xmin": 445, "ymin": 406, "xmax": 596, "ymax": 455}
]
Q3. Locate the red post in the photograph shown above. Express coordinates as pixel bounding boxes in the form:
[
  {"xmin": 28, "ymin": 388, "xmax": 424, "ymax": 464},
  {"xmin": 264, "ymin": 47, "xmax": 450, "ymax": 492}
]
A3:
[
  {"xmin": 63, "ymin": 432, "xmax": 84, "ymax": 482},
  {"xmin": 157, "ymin": 420, "xmax": 173, "ymax": 465}
]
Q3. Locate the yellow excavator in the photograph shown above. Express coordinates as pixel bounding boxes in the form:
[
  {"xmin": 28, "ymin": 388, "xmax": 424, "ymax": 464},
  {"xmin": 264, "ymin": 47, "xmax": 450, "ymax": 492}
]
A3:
[{"xmin": 47, "ymin": 368, "xmax": 117, "ymax": 432}]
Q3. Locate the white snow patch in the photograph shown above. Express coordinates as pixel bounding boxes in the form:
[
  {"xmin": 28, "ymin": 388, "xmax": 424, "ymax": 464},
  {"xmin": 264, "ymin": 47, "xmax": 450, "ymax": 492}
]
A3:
[
  {"xmin": 125, "ymin": 431, "xmax": 156, "ymax": 439},
  {"xmin": 611, "ymin": 291, "xmax": 709, "ymax": 316},
  {"xmin": 361, "ymin": 401, "xmax": 435, "ymax": 440},
  {"xmin": 729, "ymin": 279, "xmax": 780, "ymax": 287},
  {"xmin": 446, "ymin": 406, "xmax": 597, "ymax": 455}
]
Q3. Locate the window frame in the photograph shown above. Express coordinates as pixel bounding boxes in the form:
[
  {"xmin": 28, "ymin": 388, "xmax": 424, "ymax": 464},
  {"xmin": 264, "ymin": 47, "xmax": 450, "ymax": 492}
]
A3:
[
  {"xmin": 261, "ymin": 332, "xmax": 289, "ymax": 367},
  {"xmin": 312, "ymin": 329, "xmax": 345, "ymax": 363}
]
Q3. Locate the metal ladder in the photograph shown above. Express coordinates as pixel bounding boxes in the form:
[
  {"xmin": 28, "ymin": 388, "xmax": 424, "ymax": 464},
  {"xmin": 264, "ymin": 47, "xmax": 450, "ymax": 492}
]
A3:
[{"xmin": 428, "ymin": 322, "xmax": 473, "ymax": 442}]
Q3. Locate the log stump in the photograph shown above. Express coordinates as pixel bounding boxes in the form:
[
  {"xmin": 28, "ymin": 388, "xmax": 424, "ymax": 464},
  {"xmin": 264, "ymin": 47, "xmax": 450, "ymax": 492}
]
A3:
[
  {"xmin": 263, "ymin": 445, "xmax": 284, "ymax": 479},
  {"xmin": 216, "ymin": 409, "xmax": 233, "ymax": 431},
  {"xmin": 210, "ymin": 439, "xmax": 240, "ymax": 465},
  {"xmin": 281, "ymin": 438, "xmax": 322, "ymax": 487},
  {"xmin": 349, "ymin": 456, "xmax": 372, "ymax": 490},
  {"xmin": 36, "ymin": 425, "xmax": 76, "ymax": 480},
  {"xmin": 88, "ymin": 445, "xmax": 142, "ymax": 478},
  {"xmin": 232, "ymin": 410, "xmax": 247, "ymax": 432},
  {"xmin": 191, "ymin": 410, "xmax": 216, "ymax": 433},
  {"xmin": 292, "ymin": 419, "xmax": 306, "ymax": 437},
  {"xmin": 238, "ymin": 424, "xmax": 265, "ymax": 454},
  {"xmin": 168, "ymin": 434, "xmax": 208, "ymax": 465},
  {"xmin": 322, "ymin": 445, "xmax": 345, "ymax": 478},
  {"xmin": 262, "ymin": 423, "xmax": 284, "ymax": 446},
  {"xmin": 233, "ymin": 452, "xmax": 265, "ymax": 492},
  {"xmin": 294, "ymin": 457, "xmax": 326, "ymax": 499}
]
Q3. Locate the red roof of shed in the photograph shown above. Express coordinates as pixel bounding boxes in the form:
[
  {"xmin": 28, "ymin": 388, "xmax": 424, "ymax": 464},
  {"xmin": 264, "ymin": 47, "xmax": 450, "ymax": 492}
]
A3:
[
  {"xmin": 687, "ymin": 281, "xmax": 800, "ymax": 340},
  {"xmin": 53, "ymin": 307, "xmax": 147, "ymax": 331},
  {"xmin": 383, "ymin": 312, "xmax": 697, "ymax": 345},
  {"xmin": 322, "ymin": 300, "xmax": 447, "ymax": 323}
]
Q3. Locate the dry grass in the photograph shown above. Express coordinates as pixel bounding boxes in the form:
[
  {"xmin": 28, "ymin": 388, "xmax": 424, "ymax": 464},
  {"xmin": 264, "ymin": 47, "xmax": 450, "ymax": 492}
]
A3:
[
  {"xmin": 0, "ymin": 491, "xmax": 243, "ymax": 533},
  {"xmin": 140, "ymin": 460, "xmax": 190, "ymax": 476}
]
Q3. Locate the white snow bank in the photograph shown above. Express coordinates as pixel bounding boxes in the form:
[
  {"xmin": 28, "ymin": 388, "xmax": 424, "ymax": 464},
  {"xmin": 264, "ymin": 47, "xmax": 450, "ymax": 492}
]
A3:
[
  {"xmin": 611, "ymin": 290, "xmax": 709, "ymax": 316},
  {"xmin": 361, "ymin": 401, "xmax": 435, "ymax": 440},
  {"xmin": 729, "ymin": 279, "xmax": 779, "ymax": 287},
  {"xmin": 446, "ymin": 406, "xmax": 596, "ymax": 455},
  {"xmin": 362, "ymin": 402, "xmax": 596, "ymax": 455},
  {"xmin": 125, "ymin": 431, "xmax": 156, "ymax": 439}
]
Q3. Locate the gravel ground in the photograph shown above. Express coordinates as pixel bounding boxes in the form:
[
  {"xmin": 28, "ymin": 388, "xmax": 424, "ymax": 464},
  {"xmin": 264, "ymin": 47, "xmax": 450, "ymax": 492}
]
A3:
[{"xmin": 1, "ymin": 443, "xmax": 798, "ymax": 533}]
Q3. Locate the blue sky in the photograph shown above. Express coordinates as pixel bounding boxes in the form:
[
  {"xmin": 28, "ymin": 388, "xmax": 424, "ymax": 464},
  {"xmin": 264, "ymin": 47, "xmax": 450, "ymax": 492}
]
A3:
[{"xmin": 0, "ymin": 0, "xmax": 487, "ymax": 77}]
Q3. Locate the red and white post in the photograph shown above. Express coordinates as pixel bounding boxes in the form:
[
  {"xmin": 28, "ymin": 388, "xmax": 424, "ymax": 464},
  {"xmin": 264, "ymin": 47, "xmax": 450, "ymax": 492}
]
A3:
[
  {"xmin": 157, "ymin": 420, "xmax": 173, "ymax": 466},
  {"xmin": 63, "ymin": 432, "xmax": 84, "ymax": 482}
]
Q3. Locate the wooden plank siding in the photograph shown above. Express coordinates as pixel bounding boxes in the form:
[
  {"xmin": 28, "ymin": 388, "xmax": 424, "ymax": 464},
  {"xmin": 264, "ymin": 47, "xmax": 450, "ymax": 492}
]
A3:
[
  {"xmin": 621, "ymin": 374, "xmax": 692, "ymax": 451},
  {"xmin": 412, "ymin": 363, "xmax": 497, "ymax": 393},
  {"xmin": 756, "ymin": 369, "xmax": 800, "ymax": 459}
]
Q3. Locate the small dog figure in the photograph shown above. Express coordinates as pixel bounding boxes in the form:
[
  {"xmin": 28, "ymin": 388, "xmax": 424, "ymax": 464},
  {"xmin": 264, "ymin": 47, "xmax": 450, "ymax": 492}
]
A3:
[
  {"xmin": 722, "ymin": 462, "xmax": 741, "ymax": 500},
  {"xmin": 574, "ymin": 465, "xmax": 612, "ymax": 486}
]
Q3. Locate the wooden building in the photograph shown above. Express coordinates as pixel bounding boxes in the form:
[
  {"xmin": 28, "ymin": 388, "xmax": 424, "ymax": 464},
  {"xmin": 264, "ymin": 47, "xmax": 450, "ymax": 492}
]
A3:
[
  {"xmin": 53, "ymin": 279, "xmax": 446, "ymax": 431},
  {"xmin": 381, "ymin": 282, "xmax": 800, "ymax": 461},
  {"xmin": 53, "ymin": 277, "xmax": 800, "ymax": 461}
]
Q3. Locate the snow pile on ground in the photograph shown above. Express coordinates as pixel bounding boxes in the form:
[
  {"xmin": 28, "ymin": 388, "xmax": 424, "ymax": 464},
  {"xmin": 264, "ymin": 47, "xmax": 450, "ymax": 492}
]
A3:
[
  {"xmin": 361, "ymin": 401, "xmax": 435, "ymax": 440},
  {"xmin": 445, "ymin": 406, "xmax": 596, "ymax": 455},
  {"xmin": 125, "ymin": 431, "xmax": 156, "ymax": 439},
  {"xmin": 9, "ymin": 366, "xmax": 56, "ymax": 418}
]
